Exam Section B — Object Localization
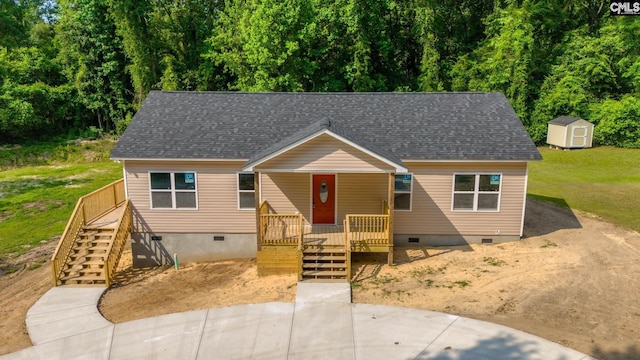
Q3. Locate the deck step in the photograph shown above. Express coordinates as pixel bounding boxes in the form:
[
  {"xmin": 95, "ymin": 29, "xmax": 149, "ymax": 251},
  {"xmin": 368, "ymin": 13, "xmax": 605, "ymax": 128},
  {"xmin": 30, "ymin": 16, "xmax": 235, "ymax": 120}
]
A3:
[
  {"xmin": 303, "ymin": 255, "xmax": 346, "ymax": 261},
  {"xmin": 302, "ymin": 270, "xmax": 347, "ymax": 277},
  {"xmin": 60, "ymin": 274, "xmax": 106, "ymax": 284},
  {"xmin": 302, "ymin": 263, "xmax": 346, "ymax": 269},
  {"xmin": 68, "ymin": 254, "xmax": 106, "ymax": 261},
  {"xmin": 68, "ymin": 259, "xmax": 105, "ymax": 266},
  {"xmin": 77, "ymin": 236, "xmax": 113, "ymax": 242},
  {"xmin": 303, "ymin": 248, "xmax": 346, "ymax": 254}
]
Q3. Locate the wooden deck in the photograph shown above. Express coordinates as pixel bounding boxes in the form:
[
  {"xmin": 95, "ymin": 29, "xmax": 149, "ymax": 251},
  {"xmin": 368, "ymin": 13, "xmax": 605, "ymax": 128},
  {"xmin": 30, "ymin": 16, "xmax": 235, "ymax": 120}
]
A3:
[
  {"xmin": 87, "ymin": 204, "xmax": 126, "ymax": 230},
  {"xmin": 303, "ymin": 225, "xmax": 346, "ymax": 247}
]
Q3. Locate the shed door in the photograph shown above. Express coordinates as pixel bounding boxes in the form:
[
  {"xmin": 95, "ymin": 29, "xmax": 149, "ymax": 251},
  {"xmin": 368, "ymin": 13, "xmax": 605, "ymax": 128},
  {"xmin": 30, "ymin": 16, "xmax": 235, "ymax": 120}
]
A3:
[
  {"xmin": 312, "ymin": 174, "xmax": 335, "ymax": 224},
  {"xmin": 570, "ymin": 126, "xmax": 588, "ymax": 147}
]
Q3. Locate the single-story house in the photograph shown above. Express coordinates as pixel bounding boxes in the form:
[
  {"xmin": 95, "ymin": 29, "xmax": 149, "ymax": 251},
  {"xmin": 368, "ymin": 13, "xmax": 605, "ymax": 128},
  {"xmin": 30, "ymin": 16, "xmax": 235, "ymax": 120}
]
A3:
[
  {"xmin": 547, "ymin": 116, "xmax": 594, "ymax": 149},
  {"xmin": 110, "ymin": 91, "xmax": 541, "ymax": 278}
]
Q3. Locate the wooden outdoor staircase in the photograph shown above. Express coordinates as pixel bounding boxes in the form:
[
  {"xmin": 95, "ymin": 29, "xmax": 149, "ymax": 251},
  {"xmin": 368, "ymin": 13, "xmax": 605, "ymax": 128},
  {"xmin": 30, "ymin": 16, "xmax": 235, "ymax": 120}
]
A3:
[
  {"xmin": 301, "ymin": 246, "xmax": 349, "ymax": 281},
  {"xmin": 51, "ymin": 180, "xmax": 131, "ymax": 287},
  {"xmin": 60, "ymin": 228, "xmax": 115, "ymax": 285}
]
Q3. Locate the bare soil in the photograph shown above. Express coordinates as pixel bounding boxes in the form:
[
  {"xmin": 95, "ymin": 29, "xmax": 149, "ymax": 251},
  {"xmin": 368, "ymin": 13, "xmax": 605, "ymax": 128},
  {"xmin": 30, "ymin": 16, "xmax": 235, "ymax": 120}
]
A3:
[{"xmin": 1, "ymin": 199, "xmax": 639, "ymax": 360}]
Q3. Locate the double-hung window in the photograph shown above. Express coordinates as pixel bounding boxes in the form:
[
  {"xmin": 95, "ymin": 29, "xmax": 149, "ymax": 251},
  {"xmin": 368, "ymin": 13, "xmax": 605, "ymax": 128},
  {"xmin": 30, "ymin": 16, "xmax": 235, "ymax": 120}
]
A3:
[
  {"xmin": 394, "ymin": 173, "xmax": 413, "ymax": 211},
  {"xmin": 452, "ymin": 174, "xmax": 501, "ymax": 211},
  {"xmin": 238, "ymin": 173, "xmax": 255, "ymax": 210},
  {"xmin": 150, "ymin": 172, "xmax": 197, "ymax": 209}
]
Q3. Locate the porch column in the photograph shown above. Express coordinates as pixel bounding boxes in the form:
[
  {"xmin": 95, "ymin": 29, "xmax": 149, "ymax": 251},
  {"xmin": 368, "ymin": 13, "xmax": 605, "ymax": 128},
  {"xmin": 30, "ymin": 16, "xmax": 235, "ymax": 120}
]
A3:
[
  {"xmin": 255, "ymin": 171, "xmax": 261, "ymax": 251},
  {"xmin": 387, "ymin": 172, "xmax": 394, "ymax": 265}
]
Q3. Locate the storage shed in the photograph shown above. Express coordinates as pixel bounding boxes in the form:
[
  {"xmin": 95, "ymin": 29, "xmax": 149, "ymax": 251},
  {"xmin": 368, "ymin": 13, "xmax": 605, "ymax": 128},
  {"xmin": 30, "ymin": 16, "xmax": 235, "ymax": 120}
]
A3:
[{"xmin": 547, "ymin": 116, "xmax": 594, "ymax": 149}]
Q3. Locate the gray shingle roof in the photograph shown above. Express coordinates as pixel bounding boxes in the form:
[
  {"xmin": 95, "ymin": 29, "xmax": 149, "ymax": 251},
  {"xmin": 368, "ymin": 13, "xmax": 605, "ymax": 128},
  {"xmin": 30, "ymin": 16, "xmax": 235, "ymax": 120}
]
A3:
[
  {"xmin": 548, "ymin": 116, "xmax": 583, "ymax": 126},
  {"xmin": 111, "ymin": 91, "xmax": 542, "ymax": 162}
]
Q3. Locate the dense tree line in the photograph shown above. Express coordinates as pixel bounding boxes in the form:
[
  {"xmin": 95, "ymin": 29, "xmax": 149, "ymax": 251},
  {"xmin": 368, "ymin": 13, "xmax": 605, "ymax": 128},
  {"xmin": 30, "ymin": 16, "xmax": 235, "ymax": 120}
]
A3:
[{"xmin": 1, "ymin": 0, "xmax": 638, "ymax": 147}]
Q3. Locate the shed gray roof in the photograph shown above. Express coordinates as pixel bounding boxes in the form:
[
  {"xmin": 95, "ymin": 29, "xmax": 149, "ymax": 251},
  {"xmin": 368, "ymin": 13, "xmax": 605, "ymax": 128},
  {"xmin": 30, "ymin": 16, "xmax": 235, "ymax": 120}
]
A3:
[
  {"xmin": 111, "ymin": 91, "xmax": 542, "ymax": 162},
  {"xmin": 548, "ymin": 116, "xmax": 585, "ymax": 126}
]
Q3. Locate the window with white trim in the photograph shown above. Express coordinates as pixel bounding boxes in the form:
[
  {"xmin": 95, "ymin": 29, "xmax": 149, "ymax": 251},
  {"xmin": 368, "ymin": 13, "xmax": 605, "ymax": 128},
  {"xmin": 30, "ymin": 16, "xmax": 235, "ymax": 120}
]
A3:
[
  {"xmin": 238, "ymin": 173, "xmax": 255, "ymax": 210},
  {"xmin": 452, "ymin": 174, "xmax": 501, "ymax": 211},
  {"xmin": 150, "ymin": 172, "xmax": 197, "ymax": 209},
  {"xmin": 394, "ymin": 173, "xmax": 413, "ymax": 211}
]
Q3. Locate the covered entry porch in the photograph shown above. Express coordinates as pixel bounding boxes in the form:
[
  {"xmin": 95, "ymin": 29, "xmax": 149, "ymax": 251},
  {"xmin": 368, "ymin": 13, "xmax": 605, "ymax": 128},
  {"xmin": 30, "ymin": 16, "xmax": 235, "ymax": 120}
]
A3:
[{"xmin": 242, "ymin": 121, "xmax": 408, "ymax": 280}]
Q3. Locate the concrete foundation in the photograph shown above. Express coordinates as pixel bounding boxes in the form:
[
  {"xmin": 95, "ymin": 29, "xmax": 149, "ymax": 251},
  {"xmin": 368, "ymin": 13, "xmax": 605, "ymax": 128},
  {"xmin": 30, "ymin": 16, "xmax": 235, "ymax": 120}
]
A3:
[
  {"xmin": 394, "ymin": 234, "xmax": 520, "ymax": 247},
  {"xmin": 131, "ymin": 232, "xmax": 256, "ymax": 267}
]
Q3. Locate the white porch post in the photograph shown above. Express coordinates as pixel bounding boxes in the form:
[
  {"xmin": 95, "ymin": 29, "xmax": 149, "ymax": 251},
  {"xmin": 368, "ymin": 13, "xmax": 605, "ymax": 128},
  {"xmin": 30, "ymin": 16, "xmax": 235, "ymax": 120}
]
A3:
[
  {"xmin": 255, "ymin": 171, "xmax": 261, "ymax": 251},
  {"xmin": 388, "ymin": 172, "xmax": 394, "ymax": 265}
]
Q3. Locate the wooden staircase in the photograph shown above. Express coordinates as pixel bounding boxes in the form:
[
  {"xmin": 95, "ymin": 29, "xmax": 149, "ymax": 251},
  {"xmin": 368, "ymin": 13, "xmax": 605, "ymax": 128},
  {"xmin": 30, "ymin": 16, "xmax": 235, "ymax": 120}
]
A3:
[
  {"xmin": 52, "ymin": 179, "xmax": 131, "ymax": 287},
  {"xmin": 60, "ymin": 228, "xmax": 115, "ymax": 285},
  {"xmin": 301, "ymin": 246, "xmax": 349, "ymax": 281}
]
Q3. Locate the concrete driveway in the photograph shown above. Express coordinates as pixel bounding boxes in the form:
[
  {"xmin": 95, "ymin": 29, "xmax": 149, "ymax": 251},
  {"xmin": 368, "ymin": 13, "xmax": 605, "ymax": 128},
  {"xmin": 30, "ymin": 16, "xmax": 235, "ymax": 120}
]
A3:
[{"xmin": 1, "ymin": 283, "xmax": 596, "ymax": 360}]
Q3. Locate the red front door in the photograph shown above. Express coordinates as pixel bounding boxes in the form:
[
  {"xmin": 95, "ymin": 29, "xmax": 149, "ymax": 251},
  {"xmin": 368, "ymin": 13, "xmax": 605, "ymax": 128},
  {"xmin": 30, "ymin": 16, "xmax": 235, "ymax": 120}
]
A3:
[{"xmin": 312, "ymin": 174, "xmax": 335, "ymax": 224}]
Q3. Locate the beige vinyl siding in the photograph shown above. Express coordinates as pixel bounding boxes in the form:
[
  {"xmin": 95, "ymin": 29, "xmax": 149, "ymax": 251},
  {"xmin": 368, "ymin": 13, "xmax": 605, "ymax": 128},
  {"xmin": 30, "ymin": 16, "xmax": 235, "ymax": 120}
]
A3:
[
  {"xmin": 337, "ymin": 173, "xmax": 388, "ymax": 220},
  {"xmin": 546, "ymin": 124, "xmax": 566, "ymax": 147},
  {"xmin": 256, "ymin": 133, "xmax": 394, "ymax": 172},
  {"xmin": 261, "ymin": 173, "xmax": 311, "ymax": 224},
  {"xmin": 260, "ymin": 173, "xmax": 388, "ymax": 224},
  {"xmin": 125, "ymin": 160, "xmax": 255, "ymax": 233},
  {"xmin": 395, "ymin": 162, "xmax": 527, "ymax": 236}
]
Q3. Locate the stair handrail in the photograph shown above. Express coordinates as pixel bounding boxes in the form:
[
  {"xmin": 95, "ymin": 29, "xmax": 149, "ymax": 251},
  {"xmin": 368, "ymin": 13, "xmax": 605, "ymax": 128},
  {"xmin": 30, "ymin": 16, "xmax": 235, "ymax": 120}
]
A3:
[
  {"xmin": 51, "ymin": 198, "xmax": 86, "ymax": 286},
  {"xmin": 104, "ymin": 200, "xmax": 131, "ymax": 287},
  {"xmin": 50, "ymin": 179, "xmax": 125, "ymax": 286}
]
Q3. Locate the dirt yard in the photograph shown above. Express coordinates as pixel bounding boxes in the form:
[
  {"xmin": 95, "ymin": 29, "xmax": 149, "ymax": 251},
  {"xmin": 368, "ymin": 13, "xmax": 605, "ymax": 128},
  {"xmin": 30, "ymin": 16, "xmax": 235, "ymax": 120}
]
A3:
[{"xmin": 1, "ymin": 199, "xmax": 639, "ymax": 359}]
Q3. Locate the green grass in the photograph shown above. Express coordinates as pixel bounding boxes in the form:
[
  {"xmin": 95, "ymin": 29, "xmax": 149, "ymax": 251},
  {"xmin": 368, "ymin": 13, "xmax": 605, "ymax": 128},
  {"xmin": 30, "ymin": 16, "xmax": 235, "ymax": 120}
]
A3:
[
  {"xmin": 482, "ymin": 257, "xmax": 506, "ymax": 267},
  {"xmin": 0, "ymin": 139, "xmax": 121, "ymax": 258},
  {"xmin": 528, "ymin": 146, "xmax": 640, "ymax": 232}
]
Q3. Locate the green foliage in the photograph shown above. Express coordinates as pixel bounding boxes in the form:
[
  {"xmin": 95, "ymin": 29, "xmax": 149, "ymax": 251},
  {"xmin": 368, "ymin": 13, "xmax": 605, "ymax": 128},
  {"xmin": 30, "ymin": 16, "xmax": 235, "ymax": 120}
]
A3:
[
  {"xmin": 450, "ymin": 2, "xmax": 534, "ymax": 119},
  {"xmin": 55, "ymin": 0, "xmax": 133, "ymax": 133},
  {"xmin": 0, "ymin": 0, "xmax": 639, "ymax": 146},
  {"xmin": 530, "ymin": 18, "xmax": 640, "ymax": 143},
  {"xmin": 208, "ymin": 0, "xmax": 317, "ymax": 91},
  {"xmin": 590, "ymin": 96, "xmax": 640, "ymax": 148},
  {"xmin": 482, "ymin": 257, "xmax": 506, "ymax": 267}
]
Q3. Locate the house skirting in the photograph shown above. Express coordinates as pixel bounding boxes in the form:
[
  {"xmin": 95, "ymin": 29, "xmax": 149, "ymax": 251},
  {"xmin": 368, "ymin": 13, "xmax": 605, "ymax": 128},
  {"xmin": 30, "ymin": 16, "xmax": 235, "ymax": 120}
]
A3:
[
  {"xmin": 131, "ymin": 233, "xmax": 256, "ymax": 267},
  {"xmin": 394, "ymin": 234, "xmax": 521, "ymax": 247}
]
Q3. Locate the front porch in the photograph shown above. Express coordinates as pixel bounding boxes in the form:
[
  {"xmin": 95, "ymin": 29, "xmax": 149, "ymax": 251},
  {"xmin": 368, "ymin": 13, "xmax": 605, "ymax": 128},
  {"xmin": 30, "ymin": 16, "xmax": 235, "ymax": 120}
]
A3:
[
  {"xmin": 256, "ymin": 200, "xmax": 393, "ymax": 281},
  {"xmin": 243, "ymin": 124, "xmax": 408, "ymax": 281}
]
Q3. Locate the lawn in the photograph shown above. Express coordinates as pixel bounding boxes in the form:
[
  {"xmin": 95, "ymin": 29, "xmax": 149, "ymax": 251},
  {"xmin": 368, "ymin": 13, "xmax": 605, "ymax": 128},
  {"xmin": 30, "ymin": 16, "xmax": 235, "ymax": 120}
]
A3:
[
  {"xmin": 528, "ymin": 146, "xmax": 640, "ymax": 233},
  {"xmin": 0, "ymin": 139, "xmax": 122, "ymax": 258}
]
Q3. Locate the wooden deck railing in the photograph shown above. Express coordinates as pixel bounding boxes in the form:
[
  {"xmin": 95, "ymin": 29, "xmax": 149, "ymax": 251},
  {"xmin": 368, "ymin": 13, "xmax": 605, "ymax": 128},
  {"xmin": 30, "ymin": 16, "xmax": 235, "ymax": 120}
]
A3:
[
  {"xmin": 82, "ymin": 180, "xmax": 125, "ymax": 223},
  {"xmin": 259, "ymin": 200, "xmax": 303, "ymax": 246},
  {"xmin": 346, "ymin": 201, "xmax": 391, "ymax": 247},
  {"xmin": 345, "ymin": 214, "xmax": 390, "ymax": 245},
  {"xmin": 104, "ymin": 200, "xmax": 131, "ymax": 287},
  {"xmin": 51, "ymin": 179, "xmax": 126, "ymax": 286},
  {"xmin": 260, "ymin": 214, "xmax": 303, "ymax": 246}
]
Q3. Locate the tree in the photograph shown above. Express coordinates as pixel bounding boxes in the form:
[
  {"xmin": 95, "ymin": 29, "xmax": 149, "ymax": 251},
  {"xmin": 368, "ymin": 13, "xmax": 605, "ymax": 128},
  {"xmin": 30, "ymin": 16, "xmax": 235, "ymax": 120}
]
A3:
[
  {"xmin": 449, "ymin": 2, "xmax": 535, "ymax": 120},
  {"xmin": 530, "ymin": 17, "xmax": 639, "ymax": 143},
  {"xmin": 590, "ymin": 96, "xmax": 640, "ymax": 148},
  {"xmin": 56, "ymin": 0, "xmax": 132, "ymax": 133},
  {"xmin": 207, "ymin": 0, "xmax": 317, "ymax": 91}
]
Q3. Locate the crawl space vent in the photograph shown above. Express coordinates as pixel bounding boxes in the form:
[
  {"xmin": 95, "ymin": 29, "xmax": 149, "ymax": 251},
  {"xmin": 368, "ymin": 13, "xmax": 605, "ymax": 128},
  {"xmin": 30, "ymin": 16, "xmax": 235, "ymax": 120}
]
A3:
[
  {"xmin": 482, "ymin": 238, "xmax": 493, "ymax": 244},
  {"xmin": 408, "ymin": 237, "xmax": 420, "ymax": 243},
  {"xmin": 151, "ymin": 235, "xmax": 162, "ymax": 241},
  {"xmin": 213, "ymin": 236, "xmax": 225, "ymax": 241}
]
